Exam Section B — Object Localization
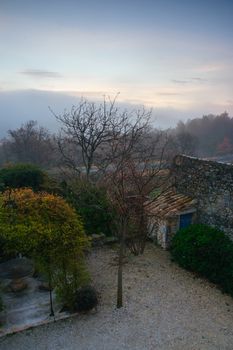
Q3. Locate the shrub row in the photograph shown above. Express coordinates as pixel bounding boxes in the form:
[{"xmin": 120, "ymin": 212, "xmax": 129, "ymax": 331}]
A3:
[{"xmin": 0, "ymin": 164, "xmax": 45, "ymax": 192}]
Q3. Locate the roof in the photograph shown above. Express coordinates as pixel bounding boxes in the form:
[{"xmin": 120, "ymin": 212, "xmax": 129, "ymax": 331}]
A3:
[{"xmin": 146, "ymin": 190, "xmax": 197, "ymax": 219}]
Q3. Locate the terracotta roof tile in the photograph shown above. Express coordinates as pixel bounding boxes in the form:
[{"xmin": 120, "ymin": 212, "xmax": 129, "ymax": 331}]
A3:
[{"xmin": 146, "ymin": 190, "xmax": 197, "ymax": 218}]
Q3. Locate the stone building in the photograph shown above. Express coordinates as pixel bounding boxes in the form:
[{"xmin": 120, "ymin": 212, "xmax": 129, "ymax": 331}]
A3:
[{"xmin": 148, "ymin": 154, "xmax": 233, "ymax": 248}]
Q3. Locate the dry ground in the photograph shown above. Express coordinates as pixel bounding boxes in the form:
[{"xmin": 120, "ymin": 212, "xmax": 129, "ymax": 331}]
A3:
[{"xmin": 1, "ymin": 243, "xmax": 233, "ymax": 350}]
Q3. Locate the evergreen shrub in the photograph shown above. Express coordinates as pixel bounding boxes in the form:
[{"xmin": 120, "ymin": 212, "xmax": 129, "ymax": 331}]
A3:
[{"xmin": 171, "ymin": 224, "xmax": 233, "ymax": 296}]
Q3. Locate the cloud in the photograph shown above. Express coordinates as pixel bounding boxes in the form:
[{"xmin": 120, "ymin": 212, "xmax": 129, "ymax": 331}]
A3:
[
  {"xmin": 171, "ymin": 79, "xmax": 189, "ymax": 85},
  {"xmin": 20, "ymin": 69, "xmax": 62, "ymax": 78},
  {"xmin": 68, "ymin": 90, "xmax": 110, "ymax": 98},
  {"xmin": 190, "ymin": 77, "xmax": 208, "ymax": 82},
  {"xmin": 195, "ymin": 63, "xmax": 226, "ymax": 73},
  {"xmin": 171, "ymin": 77, "xmax": 208, "ymax": 85},
  {"xmin": 157, "ymin": 92, "xmax": 182, "ymax": 96}
]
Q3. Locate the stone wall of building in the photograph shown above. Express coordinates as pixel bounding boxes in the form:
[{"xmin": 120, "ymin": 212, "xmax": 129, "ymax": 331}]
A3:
[{"xmin": 171, "ymin": 155, "xmax": 233, "ymax": 238}]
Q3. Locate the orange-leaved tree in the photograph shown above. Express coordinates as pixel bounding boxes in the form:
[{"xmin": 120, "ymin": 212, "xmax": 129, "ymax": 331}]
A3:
[{"xmin": 0, "ymin": 188, "xmax": 90, "ymax": 311}]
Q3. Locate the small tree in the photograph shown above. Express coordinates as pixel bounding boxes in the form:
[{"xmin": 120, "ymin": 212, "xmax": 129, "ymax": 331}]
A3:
[
  {"xmin": 105, "ymin": 126, "xmax": 171, "ymax": 256},
  {"xmin": 105, "ymin": 121, "xmax": 172, "ymax": 307},
  {"xmin": 217, "ymin": 136, "xmax": 233, "ymax": 155},
  {"xmin": 0, "ymin": 188, "xmax": 90, "ymax": 311},
  {"xmin": 102, "ymin": 107, "xmax": 162, "ymax": 307}
]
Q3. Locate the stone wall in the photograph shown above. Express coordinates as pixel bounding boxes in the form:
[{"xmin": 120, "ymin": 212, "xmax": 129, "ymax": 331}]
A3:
[{"xmin": 172, "ymin": 155, "xmax": 233, "ymax": 238}]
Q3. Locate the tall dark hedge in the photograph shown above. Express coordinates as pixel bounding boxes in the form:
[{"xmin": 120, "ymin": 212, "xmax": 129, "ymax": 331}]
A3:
[
  {"xmin": 0, "ymin": 164, "xmax": 46, "ymax": 192},
  {"xmin": 61, "ymin": 181, "xmax": 115, "ymax": 236},
  {"xmin": 170, "ymin": 224, "xmax": 233, "ymax": 296}
]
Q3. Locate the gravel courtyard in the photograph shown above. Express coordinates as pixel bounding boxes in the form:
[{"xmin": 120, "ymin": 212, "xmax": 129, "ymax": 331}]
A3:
[{"xmin": 1, "ymin": 243, "xmax": 233, "ymax": 350}]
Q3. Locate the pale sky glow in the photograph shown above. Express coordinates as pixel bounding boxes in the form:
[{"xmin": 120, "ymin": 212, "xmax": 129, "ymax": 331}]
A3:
[{"xmin": 0, "ymin": 0, "xmax": 233, "ymax": 134}]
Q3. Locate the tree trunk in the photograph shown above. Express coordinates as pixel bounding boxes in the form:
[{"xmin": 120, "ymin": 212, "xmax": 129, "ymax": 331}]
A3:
[
  {"xmin": 48, "ymin": 267, "xmax": 54, "ymax": 317},
  {"xmin": 117, "ymin": 219, "xmax": 126, "ymax": 308},
  {"xmin": 117, "ymin": 235, "xmax": 124, "ymax": 308}
]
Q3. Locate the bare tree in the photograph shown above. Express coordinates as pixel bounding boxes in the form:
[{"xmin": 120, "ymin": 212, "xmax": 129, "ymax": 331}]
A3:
[
  {"xmin": 55, "ymin": 135, "xmax": 83, "ymax": 177},
  {"xmin": 51, "ymin": 96, "xmax": 128, "ymax": 180},
  {"xmin": 2, "ymin": 120, "xmax": 54, "ymax": 167},
  {"xmin": 106, "ymin": 128, "xmax": 171, "ymax": 256},
  {"xmin": 53, "ymin": 95, "xmax": 171, "ymax": 308},
  {"xmin": 102, "ymin": 109, "xmax": 172, "ymax": 307}
]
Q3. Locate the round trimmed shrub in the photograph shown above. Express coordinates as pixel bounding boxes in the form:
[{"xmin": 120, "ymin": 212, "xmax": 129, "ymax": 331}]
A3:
[
  {"xmin": 73, "ymin": 286, "xmax": 98, "ymax": 312},
  {"xmin": 0, "ymin": 188, "xmax": 90, "ymax": 309},
  {"xmin": 170, "ymin": 224, "xmax": 233, "ymax": 296}
]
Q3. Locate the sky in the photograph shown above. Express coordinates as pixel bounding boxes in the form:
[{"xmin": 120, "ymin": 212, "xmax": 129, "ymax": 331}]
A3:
[{"xmin": 0, "ymin": 0, "xmax": 233, "ymax": 135}]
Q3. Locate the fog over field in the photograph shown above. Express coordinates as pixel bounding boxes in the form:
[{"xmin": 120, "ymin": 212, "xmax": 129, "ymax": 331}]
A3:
[{"xmin": 1, "ymin": 89, "xmax": 233, "ymax": 138}]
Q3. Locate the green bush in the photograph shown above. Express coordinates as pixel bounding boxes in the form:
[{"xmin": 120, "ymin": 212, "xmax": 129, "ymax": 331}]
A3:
[
  {"xmin": 61, "ymin": 180, "xmax": 115, "ymax": 236},
  {"xmin": 55, "ymin": 260, "xmax": 90, "ymax": 311},
  {"xmin": 170, "ymin": 224, "xmax": 233, "ymax": 296},
  {"xmin": 0, "ymin": 234, "xmax": 16, "ymax": 262},
  {"xmin": 0, "ymin": 164, "xmax": 46, "ymax": 191},
  {"xmin": 0, "ymin": 295, "xmax": 3, "ymax": 313},
  {"xmin": 73, "ymin": 285, "xmax": 98, "ymax": 312}
]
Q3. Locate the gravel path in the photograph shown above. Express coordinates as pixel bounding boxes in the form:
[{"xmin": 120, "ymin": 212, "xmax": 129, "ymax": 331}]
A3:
[{"xmin": 1, "ymin": 243, "xmax": 233, "ymax": 350}]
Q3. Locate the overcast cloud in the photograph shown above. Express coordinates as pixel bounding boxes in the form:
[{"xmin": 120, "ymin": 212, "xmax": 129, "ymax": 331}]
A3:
[{"xmin": 0, "ymin": 0, "xmax": 233, "ymax": 134}]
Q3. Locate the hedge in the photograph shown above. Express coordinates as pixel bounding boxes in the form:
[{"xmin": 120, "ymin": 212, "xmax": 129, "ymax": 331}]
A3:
[{"xmin": 170, "ymin": 224, "xmax": 233, "ymax": 296}]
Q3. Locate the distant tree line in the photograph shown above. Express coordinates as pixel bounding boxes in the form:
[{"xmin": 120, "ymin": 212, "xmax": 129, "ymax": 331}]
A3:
[
  {"xmin": 173, "ymin": 112, "xmax": 233, "ymax": 157},
  {"xmin": 1, "ymin": 111, "xmax": 232, "ymax": 169}
]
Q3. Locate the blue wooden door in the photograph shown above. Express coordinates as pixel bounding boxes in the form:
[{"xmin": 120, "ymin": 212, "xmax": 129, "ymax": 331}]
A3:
[{"xmin": 179, "ymin": 213, "xmax": 193, "ymax": 229}]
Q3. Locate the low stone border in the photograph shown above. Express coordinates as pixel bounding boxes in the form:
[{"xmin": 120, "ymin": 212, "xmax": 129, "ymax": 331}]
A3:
[
  {"xmin": 0, "ymin": 311, "xmax": 78, "ymax": 338},
  {"xmin": 0, "ymin": 307, "xmax": 98, "ymax": 339}
]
